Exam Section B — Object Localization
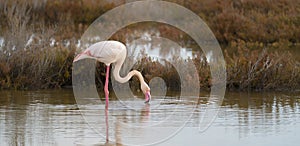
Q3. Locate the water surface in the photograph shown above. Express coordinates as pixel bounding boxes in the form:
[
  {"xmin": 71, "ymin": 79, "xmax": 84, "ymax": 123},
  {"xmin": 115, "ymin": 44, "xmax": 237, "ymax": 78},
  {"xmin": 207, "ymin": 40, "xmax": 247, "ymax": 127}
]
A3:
[{"xmin": 0, "ymin": 90, "xmax": 299, "ymax": 145}]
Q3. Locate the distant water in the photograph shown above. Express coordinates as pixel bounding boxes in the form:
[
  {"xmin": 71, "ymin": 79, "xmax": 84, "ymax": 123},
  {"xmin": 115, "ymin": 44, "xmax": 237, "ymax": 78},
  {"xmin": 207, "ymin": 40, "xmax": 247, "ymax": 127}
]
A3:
[{"xmin": 0, "ymin": 37, "xmax": 4, "ymax": 48}]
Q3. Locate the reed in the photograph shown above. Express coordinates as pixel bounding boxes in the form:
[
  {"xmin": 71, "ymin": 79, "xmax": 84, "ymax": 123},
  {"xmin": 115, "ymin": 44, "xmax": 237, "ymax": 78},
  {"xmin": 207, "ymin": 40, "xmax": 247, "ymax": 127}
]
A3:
[{"xmin": 0, "ymin": 0, "xmax": 299, "ymax": 91}]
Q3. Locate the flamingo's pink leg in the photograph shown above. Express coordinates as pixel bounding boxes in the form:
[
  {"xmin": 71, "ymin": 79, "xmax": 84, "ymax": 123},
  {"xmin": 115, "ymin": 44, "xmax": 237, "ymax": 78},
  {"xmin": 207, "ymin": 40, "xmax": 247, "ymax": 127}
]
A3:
[
  {"xmin": 105, "ymin": 107, "xmax": 109, "ymax": 142},
  {"xmin": 104, "ymin": 65, "xmax": 110, "ymax": 108}
]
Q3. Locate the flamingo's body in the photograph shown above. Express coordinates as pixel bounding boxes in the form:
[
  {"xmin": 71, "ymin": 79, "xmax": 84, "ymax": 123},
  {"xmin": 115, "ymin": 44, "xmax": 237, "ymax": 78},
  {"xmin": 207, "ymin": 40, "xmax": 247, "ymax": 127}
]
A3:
[{"xmin": 73, "ymin": 41, "xmax": 151, "ymax": 107}]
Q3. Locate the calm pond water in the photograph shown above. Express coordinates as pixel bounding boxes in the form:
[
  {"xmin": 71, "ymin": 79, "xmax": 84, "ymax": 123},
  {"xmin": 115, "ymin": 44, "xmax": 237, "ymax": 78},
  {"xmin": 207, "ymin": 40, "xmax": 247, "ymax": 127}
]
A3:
[{"xmin": 0, "ymin": 90, "xmax": 299, "ymax": 146}]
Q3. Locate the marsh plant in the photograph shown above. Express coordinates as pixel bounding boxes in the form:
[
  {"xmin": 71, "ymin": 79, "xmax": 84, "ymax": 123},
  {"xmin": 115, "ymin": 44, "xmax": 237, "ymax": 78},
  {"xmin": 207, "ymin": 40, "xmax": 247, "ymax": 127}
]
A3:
[{"xmin": 0, "ymin": 0, "xmax": 299, "ymax": 90}]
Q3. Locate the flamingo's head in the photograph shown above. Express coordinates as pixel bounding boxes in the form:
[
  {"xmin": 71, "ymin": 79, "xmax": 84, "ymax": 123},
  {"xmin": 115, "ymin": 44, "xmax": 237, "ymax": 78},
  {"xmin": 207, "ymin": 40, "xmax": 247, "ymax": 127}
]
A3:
[{"xmin": 141, "ymin": 81, "xmax": 151, "ymax": 103}]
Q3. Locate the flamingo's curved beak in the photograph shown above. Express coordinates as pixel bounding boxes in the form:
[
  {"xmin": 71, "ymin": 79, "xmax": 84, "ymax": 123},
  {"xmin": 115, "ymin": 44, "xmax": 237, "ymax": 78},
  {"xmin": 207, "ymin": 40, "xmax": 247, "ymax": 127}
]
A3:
[{"xmin": 145, "ymin": 90, "xmax": 151, "ymax": 103}]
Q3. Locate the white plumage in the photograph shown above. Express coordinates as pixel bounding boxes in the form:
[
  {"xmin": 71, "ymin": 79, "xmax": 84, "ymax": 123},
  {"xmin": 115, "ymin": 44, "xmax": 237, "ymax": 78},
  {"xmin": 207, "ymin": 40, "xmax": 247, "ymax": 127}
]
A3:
[{"xmin": 73, "ymin": 40, "xmax": 151, "ymax": 107}]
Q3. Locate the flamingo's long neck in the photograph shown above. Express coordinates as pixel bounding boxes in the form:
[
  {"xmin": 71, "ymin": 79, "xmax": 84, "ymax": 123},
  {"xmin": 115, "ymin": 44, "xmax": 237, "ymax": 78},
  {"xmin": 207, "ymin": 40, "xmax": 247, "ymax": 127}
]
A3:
[{"xmin": 113, "ymin": 58, "xmax": 145, "ymax": 84}]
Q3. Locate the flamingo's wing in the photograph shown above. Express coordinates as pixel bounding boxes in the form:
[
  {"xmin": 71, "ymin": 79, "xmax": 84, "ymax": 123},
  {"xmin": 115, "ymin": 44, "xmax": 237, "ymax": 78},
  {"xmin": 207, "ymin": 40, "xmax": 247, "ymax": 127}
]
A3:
[{"xmin": 87, "ymin": 41, "xmax": 125, "ymax": 65}]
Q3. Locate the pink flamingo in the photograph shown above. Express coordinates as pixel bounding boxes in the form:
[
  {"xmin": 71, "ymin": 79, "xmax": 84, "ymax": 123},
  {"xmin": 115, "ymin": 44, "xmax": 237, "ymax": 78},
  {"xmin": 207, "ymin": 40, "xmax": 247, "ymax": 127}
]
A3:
[{"xmin": 73, "ymin": 41, "xmax": 151, "ymax": 108}]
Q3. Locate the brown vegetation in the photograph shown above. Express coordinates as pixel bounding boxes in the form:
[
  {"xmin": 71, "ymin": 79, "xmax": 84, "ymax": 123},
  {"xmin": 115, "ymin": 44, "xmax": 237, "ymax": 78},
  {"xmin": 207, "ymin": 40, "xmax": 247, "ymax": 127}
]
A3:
[
  {"xmin": 0, "ymin": 0, "xmax": 299, "ymax": 91},
  {"xmin": 225, "ymin": 43, "xmax": 300, "ymax": 91}
]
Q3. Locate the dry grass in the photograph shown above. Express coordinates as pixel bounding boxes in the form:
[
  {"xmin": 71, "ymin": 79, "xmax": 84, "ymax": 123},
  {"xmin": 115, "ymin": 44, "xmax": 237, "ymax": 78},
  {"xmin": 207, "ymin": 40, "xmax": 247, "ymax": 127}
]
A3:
[
  {"xmin": 0, "ymin": 0, "xmax": 299, "ymax": 90},
  {"xmin": 0, "ymin": 0, "xmax": 75, "ymax": 89},
  {"xmin": 225, "ymin": 42, "xmax": 300, "ymax": 91}
]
